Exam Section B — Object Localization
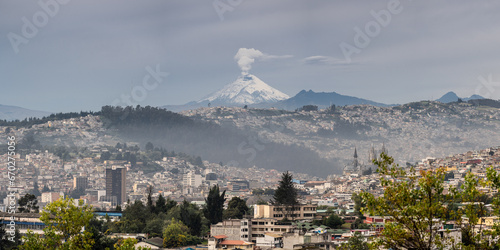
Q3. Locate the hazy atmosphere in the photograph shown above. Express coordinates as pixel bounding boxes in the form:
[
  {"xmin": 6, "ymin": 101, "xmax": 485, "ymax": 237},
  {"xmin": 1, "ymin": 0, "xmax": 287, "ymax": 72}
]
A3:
[
  {"xmin": 4, "ymin": 1, "xmax": 500, "ymax": 249},
  {"xmin": 2, "ymin": 1, "xmax": 500, "ymax": 112}
]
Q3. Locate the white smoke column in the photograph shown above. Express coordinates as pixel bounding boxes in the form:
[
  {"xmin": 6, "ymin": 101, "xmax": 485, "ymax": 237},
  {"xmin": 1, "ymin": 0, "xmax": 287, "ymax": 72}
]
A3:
[{"xmin": 234, "ymin": 48, "xmax": 264, "ymax": 75}]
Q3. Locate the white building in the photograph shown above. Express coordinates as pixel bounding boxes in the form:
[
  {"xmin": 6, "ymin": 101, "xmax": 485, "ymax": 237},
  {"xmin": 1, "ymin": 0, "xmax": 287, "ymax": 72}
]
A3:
[
  {"xmin": 183, "ymin": 172, "xmax": 202, "ymax": 188},
  {"xmin": 41, "ymin": 192, "xmax": 63, "ymax": 203}
]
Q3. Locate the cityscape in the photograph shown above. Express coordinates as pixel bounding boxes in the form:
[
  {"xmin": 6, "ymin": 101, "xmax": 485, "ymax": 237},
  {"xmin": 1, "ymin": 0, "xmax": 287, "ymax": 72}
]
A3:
[{"xmin": 3, "ymin": 1, "xmax": 500, "ymax": 249}]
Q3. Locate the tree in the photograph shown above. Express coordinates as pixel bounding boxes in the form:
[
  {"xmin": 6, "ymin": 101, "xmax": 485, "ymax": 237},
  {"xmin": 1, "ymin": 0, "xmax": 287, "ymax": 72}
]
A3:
[
  {"xmin": 339, "ymin": 232, "xmax": 369, "ymax": 250},
  {"xmin": 155, "ymin": 193, "xmax": 167, "ymax": 214},
  {"xmin": 163, "ymin": 219, "xmax": 189, "ymax": 248},
  {"xmin": 86, "ymin": 217, "xmax": 117, "ymax": 250},
  {"xmin": 204, "ymin": 185, "xmax": 226, "ymax": 225},
  {"xmin": 272, "ymin": 171, "xmax": 298, "ymax": 220},
  {"xmin": 145, "ymin": 142, "xmax": 154, "ymax": 151},
  {"xmin": 360, "ymin": 153, "xmax": 454, "ymax": 249},
  {"xmin": 100, "ymin": 151, "xmax": 111, "ymax": 161},
  {"xmin": 352, "ymin": 193, "xmax": 365, "ymax": 219},
  {"xmin": 324, "ymin": 213, "xmax": 344, "ymax": 229},
  {"xmin": 143, "ymin": 216, "xmax": 164, "ymax": 238},
  {"xmin": 223, "ymin": 197, "xmax": 249, "ymax": 219},
  {"xmin": 20, "ymin": 197, "xmax": 95, "ymax": 249},
  {"xmin": 32, "ymin": 182, "xmax": 41, "ymax": 197},
  {"xmin": 114, "ymin": 238, "xmax": 150, "ymax": 250},
  {"xmin": 20, "ymin": 132, "xmax": 41, "ymax": 151},
  {"xmin": 252, "ymin": 189, "xmax": 264, "ymax": 195},
  {"xmin": 179, "ymin": 200, "xmax": 203, "ymax": 236},
  {"xmin": 120, "ymin": 200, "xmax": 148, "ymax": 233},
  {"xmin": 18, "ymin": 193, "xmax": 39, "ymax": 213},
  {"xmin": 146, "ymin": 186, "xmax": 155, "ymax": 213},
  {"xmin": 194, "ymin": 156, "xmax": 203, "ymax": 167},
  {"xmin": 0, "ymin": 221, "xmax": 21, "ymax": 250},
  {"xmin": 42, "ymin": 185, "xmax": 51, "ymax": 192},
  {"xmin": 298, "ymin": 105, "xmax": 318, "ymax": 112}
]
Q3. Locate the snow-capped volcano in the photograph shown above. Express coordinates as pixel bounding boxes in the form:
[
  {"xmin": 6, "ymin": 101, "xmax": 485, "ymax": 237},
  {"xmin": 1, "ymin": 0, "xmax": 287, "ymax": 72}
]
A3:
[{"xmin": 198, "ymin": 74, "xmax": 289, "ymax": 105}]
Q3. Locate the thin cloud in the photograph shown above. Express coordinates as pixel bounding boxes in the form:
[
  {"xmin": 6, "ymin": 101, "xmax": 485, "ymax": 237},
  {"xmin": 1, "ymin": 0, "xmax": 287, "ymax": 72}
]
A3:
[{"xmin": 303, "ymin": 55, "xmax": 353, "ymax": 66}]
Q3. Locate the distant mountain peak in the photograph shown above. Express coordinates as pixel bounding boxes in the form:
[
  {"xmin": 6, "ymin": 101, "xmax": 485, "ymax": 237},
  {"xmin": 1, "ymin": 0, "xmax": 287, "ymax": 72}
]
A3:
[
  {"xmin": 198, "ymin": 74, "xmax": 289, "ymax": 105},
  {"xmin": 251, "ymin": 89, "xmax": 389, "ymax": 110},
  {"xmin": 436, "ymin": 91, "xmax": 485, "ymax": 103}
]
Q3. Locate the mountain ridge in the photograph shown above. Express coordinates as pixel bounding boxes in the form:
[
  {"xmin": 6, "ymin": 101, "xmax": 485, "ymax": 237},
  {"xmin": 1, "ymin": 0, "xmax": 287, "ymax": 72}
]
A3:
[
  {"xmin": 0, "ymin": 104, "xmax": 52, "ymax": 121},
  {"xmin": 252, "ymin": 89, "xmax": 391, "ymax": 110},
  {"xmin": 436, "ymin": 91, "xmax": 484, "ymax": 103}
]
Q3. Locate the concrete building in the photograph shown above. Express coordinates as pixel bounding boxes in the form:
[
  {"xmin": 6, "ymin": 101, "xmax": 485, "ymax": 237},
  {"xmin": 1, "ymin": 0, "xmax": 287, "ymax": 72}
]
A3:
[
  {"xmin": 256, "ymin": 233, "xmax": 283, "ymax": 248},
  {"xmin": 282, "ymin": 231, "xmax": 333, "ymax": 250},
  {"xmin": 208, "ymin": 235, "xmax": 254, "ymax": 250},
  {"xmin": 105, "ymin": 166, "xmax": 126, "ymax": 206},
  {"xmin": 41, "ymin": 192, "xmax": 63, "ymax": 203},
  {"xmin": 73, "ymin": 176, "xmax": 88, "ymax": 190},
  {"xmin": 183, "ymin": 172, "xmax": 202, "ymax": 187},
  {"xmin": 210, "ymin": 218, "xmax": 295, "ymax": 244},
  {"xmin": 0, "ymin": 212, "xmax": 47, "ymax": 236},
  {"xmin": 254, "ymin": 204, "xmax": 317, "ymax": 220},
  {"xmin": 210, "ymin": 219, "xmax": 242, "ymax": 241},
  {"xmin": 227, "ymin": 180, "xmax": 249, "ymax": 191}
]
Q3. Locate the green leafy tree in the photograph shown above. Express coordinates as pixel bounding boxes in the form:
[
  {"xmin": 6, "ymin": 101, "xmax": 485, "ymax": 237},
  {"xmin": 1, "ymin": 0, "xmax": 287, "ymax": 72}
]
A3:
[
  {"xmin": 324, "ymin": 213, "xmax": 344, "ymax": 229},
  {"xmin": 155, "ymin": 193, "xmax": 168, "ymax": 214},
  {"xmin": 114, "ymin": 238, "xmax": 151, "ymax": 250},
  {"xmin": 86, "ymin": 217, "xmax": 117, "ymax": 250},
  {"xmin": 360, "ymin": 153, "xmax": 454, "ymax": 249},
  {"xmin": 339, "ymin": 232, "xmax": 369, "ymax": 250},
  {"xmin": 100, "ymin": 151, "xmax": 111, "ymax": 161},
  {"xmin": 18, "ymin": 193, "xmax": 39, "ymax": 213},
  {"xmin": 163, "ymin": 219, "xmax": 189, "ymax": 248},
  {"xmin": 143, "ymin": 216, "xmax": 165, "ymax": 238},
  {"xmin": 223, "ymin": 197, "xmax": 249, "ymax": 219},
  {"xmin": 179, "ymin": 200, "xmax": 203, "ymax": 236},
  {"xmin": 252, "ymin": 189, "xmax": 264, "ymax": 195},
  {"xmin": 351, "ymin": 193, "xmax": 369, "ymax": 229},
  {"xmin": 455, "ymin": 172, "xmax": 490, "ymax": 248},
  {"xmin": 146, "ymin": 186, "xmax": 155, "ymax": 213},
  {"xmin": 20, "ymin": 197, "xmax": 95, "ymax": 250},
  {"xmin": 272, "ymin": 171, "xmax": 298, "ymax": 220},
  {"xmin": 204, "ymin": 185, "xmax": 226, "ymax": 225},
  {"xmin": 0, "ymin": 222, "xmax": 21, "ymax": 250},
  {"xmin": 145, "ymin": 142, "xmax": 154, "ymax": 151},
  {"xmin": 120, "ymin": 200, "xmax": 148, "ymax": 233}
]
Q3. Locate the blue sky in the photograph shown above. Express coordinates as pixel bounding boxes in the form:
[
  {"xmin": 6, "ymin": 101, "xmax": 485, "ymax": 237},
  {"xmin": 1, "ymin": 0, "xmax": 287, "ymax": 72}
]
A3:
[{"xmin": 2, "ymin": 0, "xmax": 500, "ymax": 112}]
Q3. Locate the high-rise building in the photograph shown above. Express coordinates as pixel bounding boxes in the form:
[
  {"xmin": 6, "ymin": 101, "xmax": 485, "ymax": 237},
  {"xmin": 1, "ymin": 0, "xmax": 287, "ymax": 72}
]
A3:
[
  {"xmin": 73, "ymin": 176, "xmax": 88, "ymax": 190},
  {"xmin": 106, "ymin": 166, "xmax": 126, "ymax": 206},
  {"xmin": 183, "ymin": 172, "xmax": 202, "ymax": 187}
]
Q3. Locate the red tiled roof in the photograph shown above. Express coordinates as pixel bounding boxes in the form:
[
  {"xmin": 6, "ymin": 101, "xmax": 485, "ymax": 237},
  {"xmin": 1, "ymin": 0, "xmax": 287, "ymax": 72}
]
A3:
[{"xmin": 213, "ymin": 235, "xmax": 227, "ymax": 239}]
